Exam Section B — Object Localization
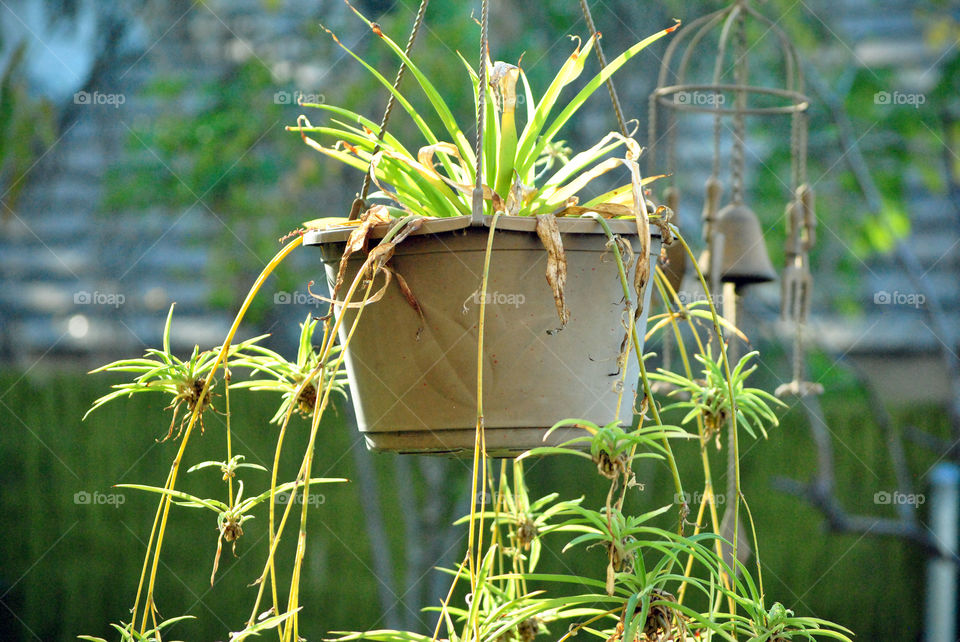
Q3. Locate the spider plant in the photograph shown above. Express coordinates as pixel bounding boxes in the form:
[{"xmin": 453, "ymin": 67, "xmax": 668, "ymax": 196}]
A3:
[
  {"xmin": 229, "ymin": 313, "xmax": 349, "ymax": 423},
  {"xmin": 649, "ymin": 350, "xmax": 787, "ymax": 445},
  {"xmin": 289, "ymin": 7, "xmax": 678, "ymax": 222},
  {"xmin": 117, "ymin": 459, "xmax": 345, "ymax": 585},
  {"xmin": 720, "ymin": 561, "xmax": 854, "ymax": 641},
  {"xmin": 332, "ymin": 455, "xmax": 852, "ymax": 642},
  {"xmin": 78, "ymin": 615, "xmax": 195, "ymax": 642},
  {"xmin": 82, "ymin": 304, "xmax": 267, "ymax": 441},
  {"xmin": 524, "ymin": 418, "xmax": 693, "ymax": 481}
]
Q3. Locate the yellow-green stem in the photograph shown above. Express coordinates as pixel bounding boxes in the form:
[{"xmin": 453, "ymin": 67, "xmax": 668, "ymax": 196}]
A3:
[
  {"xmin": 137, "ymin": 235, "xmax": 304, "ymax": 634},
  {"xmin": 583, "ymin": 213, "xmax": 685, "ymax": 529},
  {"xmin": 225, "ymin": 370, "xmax": 234, "ymax": 509},
  {"xmin": 283, "ymin": 247, "xmax": 385, "ymax": 641},
  {"xmin": 653, "ymin": 270, "xmax": 727, "ymax": 602},
  {"xmin": 464, "ymin": 213, "xmax": 499, "ymax": 642},
  {"xmin": 672, "ymin": 230, "xmax": 742, "ymax": 619}
]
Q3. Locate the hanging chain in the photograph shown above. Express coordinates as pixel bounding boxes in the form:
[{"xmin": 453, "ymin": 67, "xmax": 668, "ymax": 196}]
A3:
[
  {"xmin": 349, "ymin": 0, "xmax": 431, "ymax": 219},
  {"xmin": 730, "ymin": 9, "xmax": 747, "ymax": 205},
  {"xmin": 578, "ymin": 0, "xmax": 629, "ymax": 138},
  {"xmin": 789, "ymin": 111, "xmax": 800, "ymax": 192},
  {"xmin": 798, "ymin": 109, "xmax": 809, "ymax": 187},
  {"xmin": 471, "ymin": 0, "xmax": 490, "ymax": 224}
]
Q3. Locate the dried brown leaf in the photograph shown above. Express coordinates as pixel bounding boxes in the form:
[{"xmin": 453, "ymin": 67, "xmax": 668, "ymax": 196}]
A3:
[
  {"xmin": 549, "ymin": 196, "xmax": 579, "ymax": 217},
  {"xmin": 334, "ymin": 205, "xmax": 393, "ymax": 296},
  {"xmin": 393, "ymin": 270, "xmax": 424, "ymax": 340},
  {"xmin": 535, "ymin": 214, "xmax": 569, "ymax": 327},
  {"xmin": 555, "ymin": 203, "xmax": 634, "ymax": 219},
  {"xmin": 414, "ymin": 143, "xmax": 506, "ymax": 212},
  {"xmin": 505, "ymin": 174, "xmax": 536, "ymax": 217},
  {"xmin": 651, "ymin": 204, "xmax": 675, "ymax": 248},
  {"xmin": 390, "ymin": 216, "xmax": 424, "ymax": 244},
  {"xmin": 622, "ymin": 161, "xmax": 651, "ymax": 322},
  {"xmin": 312, "ymin": 244, "xmax": 395, "ymax": 309}
]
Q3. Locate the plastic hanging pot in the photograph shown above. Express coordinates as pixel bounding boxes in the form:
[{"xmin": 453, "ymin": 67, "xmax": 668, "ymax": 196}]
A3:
[{"xmin": 305, "ymin": 215, "xmax": 661, "ymax": 456}]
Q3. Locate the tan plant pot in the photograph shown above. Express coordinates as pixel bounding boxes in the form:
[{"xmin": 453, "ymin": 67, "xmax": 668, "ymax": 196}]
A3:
[{"xmin": 305, "ymin": 215, "xmax": 660, "ymax": 455}]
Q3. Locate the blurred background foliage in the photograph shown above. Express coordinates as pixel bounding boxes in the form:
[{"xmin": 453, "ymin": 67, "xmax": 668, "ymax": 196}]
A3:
[
  {"xmin": 0, "ymin": 40, "xmax": 56, "ymax": 221},
  {"xmin": 101, "ymin": 0, "xmax": 960, "ymax": 316}
]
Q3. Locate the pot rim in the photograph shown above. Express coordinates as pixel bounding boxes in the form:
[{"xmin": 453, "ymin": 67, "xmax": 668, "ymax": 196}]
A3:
[{"xmin": 303, "ymin": 214, "xmax": 660, "ymax": 246}]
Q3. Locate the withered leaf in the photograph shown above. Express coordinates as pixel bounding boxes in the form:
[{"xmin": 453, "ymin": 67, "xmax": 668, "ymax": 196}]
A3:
[
  {"xmin": 535, "ymin": 214, "xmax": 569, "ymax": 328},
  {"xmin": 390, "ymin": 216, "xmax": 424, "ymax": 244},
  {"xmin": 555, "ymin": 203, "xmax": 634, "ymax": 219},
  {"xmin": 334, "ymin": 205, "xmax": 393, "ymax": 297},
  {"xmin": 549, "ymin": 196, "xmax": 579, "ymax": 217},
  {"xmin": 338, "ymin": 141, "xmax": 361, "ymax": 155},
  {"xmin": 414, "ymin": 143, "xmax": 507, "ymax": 213},
  {"xmin": 505, "ymin": 174, "xmax": 535, "ymax": 217},
  {"xmin": 651, "ymin": 204, "xmax": 675, "ymax": 246},
  {"xmin": 632, "ymin": 181, "xmax": 651, "ymax": 322},
  {"xmin": 393, "ymin": 270, "xmax": 425, "ymax": 340},
  {"xmin": 313, "ymin": 241, "xmax": 396, "ymax": 309}
]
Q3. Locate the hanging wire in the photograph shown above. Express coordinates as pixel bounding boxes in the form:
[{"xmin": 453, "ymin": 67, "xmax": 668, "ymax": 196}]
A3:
[
  {"xmin": 349, "ymin": 0, "xmax": 431, "ymax": 219},
  {"xmin": 730, "ymin": 8, "xmax": 747, "ymax": 205},
  {"xmin": 710, "ymin": 6, "xmax": 739, "ymax": 183},
  {"xmin": 578, "ymin": 0, "xmax": 629, "ymax": 138},
  {"xmin": 471, "ymin": 0, "xmax": 490, "ymax": 225},
  {"xmin": 790, "ymin": 111, "xmax": 801, "ymax": 193}
]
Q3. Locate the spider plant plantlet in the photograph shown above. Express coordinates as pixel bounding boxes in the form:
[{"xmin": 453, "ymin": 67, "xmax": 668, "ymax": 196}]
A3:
[{"xmin": 83, "ymin": 303, "xmax": 269, "ymax": 441}]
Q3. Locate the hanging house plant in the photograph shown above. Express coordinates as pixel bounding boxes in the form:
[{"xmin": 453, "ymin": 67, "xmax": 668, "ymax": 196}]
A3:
[
  {"xmin": 289, "ymin": 10, "xmax": 678, "ymax": 454},
  {"xmin": 76, "ymin": 4, "xmax": 855, "ymax": 642}
]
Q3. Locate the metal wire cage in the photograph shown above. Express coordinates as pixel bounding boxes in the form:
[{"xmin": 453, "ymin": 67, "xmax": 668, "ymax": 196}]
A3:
[
  {"xmin": 648, "ymin": 0, "xmax": 811, "ymax": 282},
  {"xmin": 646, "ymin": 0, "xmax": 822, "ymax": 396}
]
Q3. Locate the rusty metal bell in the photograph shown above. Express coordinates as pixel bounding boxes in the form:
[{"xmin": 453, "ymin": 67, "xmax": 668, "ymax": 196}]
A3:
[
  {"xmin": 655, "ymin": 187, "xmax": 686, "ymax": 299},
  {"xmin": 701, "ymin": 202, "xmax": 777, "ymax": 287},
  {"xmin": 660, "ymin": 240, "xmax": 687, "ymax": 295}
]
